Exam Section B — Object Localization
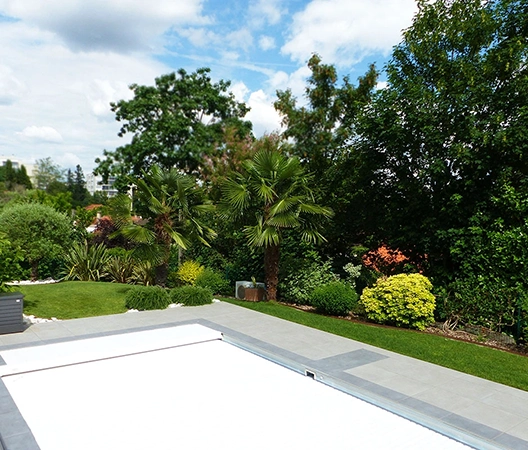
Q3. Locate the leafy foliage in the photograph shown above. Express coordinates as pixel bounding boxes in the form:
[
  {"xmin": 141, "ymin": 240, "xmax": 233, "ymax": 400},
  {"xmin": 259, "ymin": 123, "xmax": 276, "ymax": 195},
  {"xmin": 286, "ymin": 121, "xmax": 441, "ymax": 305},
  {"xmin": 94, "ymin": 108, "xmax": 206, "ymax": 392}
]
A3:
[
  {"xmin": 95, "ymin": 68, "xmax": 252, "ymax": 187},
  {"xmin": 105, "ymin": 249, "xmax": 137, "ymax": 284},
  {"xmin": 111, "ymin": 165, "xmax": 215, "ymax": 286},
  {"xmin": 124, "ymin": 285, "xmax": 170, "ymax": 310},
  {"xmin": 0, "ymin": 232, "xmax": 24, "ymax": 291},
  {"xmin": 220, "ymin": 137, "xmax": 333, "ymax": 300},
  {"xmin": 170, "ymin": 285, "xmax": 213, "ymax": 306},
  {"xmin": 360, "ymin": 274, "xmax": 436, "ymax": 330},
  {"xmin": 279, "ymin": 256, "xmax": 337, "ymax": 305},
  {"xmin": 63, "ymin": 241, "xmax": 110, "ymax": 281},
  {"xmin": 310, "ymin": 281, "xmax": 358, "ymax": 316},
  {"xmin": 194, "ymin": 268, "xmax": 231, "ymax": 295},
  {"xmin": 0, "ymin": 203, "xmax": 73, "ymax": 280},
  {"xmin": 176, "ymin": 260, "xmax": 204, "ymax": 286}
]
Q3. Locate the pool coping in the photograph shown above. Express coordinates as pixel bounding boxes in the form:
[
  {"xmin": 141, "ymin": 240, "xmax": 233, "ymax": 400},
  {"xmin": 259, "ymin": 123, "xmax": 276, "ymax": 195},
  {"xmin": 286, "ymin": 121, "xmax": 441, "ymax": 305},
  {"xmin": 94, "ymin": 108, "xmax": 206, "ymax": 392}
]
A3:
[{"xmin": 1, "ymin": 303, "xmax": 527, "ymax": 450}]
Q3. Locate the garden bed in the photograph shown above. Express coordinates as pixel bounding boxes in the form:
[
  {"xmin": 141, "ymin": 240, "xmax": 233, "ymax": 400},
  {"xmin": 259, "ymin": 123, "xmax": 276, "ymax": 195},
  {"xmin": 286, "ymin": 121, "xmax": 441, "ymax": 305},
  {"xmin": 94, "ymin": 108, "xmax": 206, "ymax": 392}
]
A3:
[{"xmin": 280, "ymin": 301, "xmax": 528, "ymax": 356}]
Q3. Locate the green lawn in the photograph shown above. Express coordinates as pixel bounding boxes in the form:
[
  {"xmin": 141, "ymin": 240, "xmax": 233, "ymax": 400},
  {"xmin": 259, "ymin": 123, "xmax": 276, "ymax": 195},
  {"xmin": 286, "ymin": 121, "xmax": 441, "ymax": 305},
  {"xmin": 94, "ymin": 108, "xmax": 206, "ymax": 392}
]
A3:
[
  {"xmin": 11, "ymin": 281, "xmax": 528, "ymax": 391},
  {"xmin": 17, "ymin": 281, "xmax": 130, "ymax": 319},
  {"xmin": 223, "ymin": 298, "xmax": 528, "ymax": 392}
]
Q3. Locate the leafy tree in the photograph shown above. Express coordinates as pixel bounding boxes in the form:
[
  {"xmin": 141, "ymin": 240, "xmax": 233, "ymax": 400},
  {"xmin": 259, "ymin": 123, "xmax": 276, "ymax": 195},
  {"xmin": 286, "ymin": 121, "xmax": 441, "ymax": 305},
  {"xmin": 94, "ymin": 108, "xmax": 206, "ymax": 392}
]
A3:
[
  {"xmin": 0, "ymin": 203, "xmax": 73, "ymax": 280},
  {"xmin": 112, "ymin": 165, "xmax": 216, "ymax": 286},
  {"xmin": 275, "ymin": 54, "xmax": 378, "ymax": 179},
  {"xmin": 34, "ymin": 157, "xmax": 64, "ymax": 190},
  {"xmin": 274, "ymin": 54, "xmax": 378, "ymax": 260},
  {"xmin": 356, "ymin": 0, "xmax": 528, "ymax": 279},
  {"xmin": 95, "ymin": 68, "xmax": 252, "ymax": 187},
  {"xmin": 220, "ymin": 136, "xmax": 333, "ymax": 300}
]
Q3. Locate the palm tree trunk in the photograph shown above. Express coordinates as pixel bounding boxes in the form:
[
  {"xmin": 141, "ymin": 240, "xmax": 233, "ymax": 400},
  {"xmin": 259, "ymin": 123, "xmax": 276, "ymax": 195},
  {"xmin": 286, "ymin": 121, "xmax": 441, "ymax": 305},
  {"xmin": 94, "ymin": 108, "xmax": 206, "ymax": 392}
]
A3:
[
  {"xmin": 264, "ymin": 244, "xmax": 280, "ymax": 301},
  {"xmin": 155, "ymin": 263, "xmax": 169, "ymax": 287}
]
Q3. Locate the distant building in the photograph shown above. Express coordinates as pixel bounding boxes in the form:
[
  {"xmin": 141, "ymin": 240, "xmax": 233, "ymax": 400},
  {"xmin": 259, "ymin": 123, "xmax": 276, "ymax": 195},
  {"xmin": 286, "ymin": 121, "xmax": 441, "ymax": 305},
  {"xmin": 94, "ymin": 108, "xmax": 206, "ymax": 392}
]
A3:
[{"xmin": 86, "ymin": 173, "xmax": 118, "ymax": 198}]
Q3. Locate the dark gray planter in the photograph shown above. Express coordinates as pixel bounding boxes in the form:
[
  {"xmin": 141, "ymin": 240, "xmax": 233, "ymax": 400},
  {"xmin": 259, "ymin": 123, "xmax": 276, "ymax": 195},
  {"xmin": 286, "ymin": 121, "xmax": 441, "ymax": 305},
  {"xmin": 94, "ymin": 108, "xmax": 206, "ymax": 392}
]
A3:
[{"xmin": 0, "ymin": 292, "xmax": 25, "ymax": 334}]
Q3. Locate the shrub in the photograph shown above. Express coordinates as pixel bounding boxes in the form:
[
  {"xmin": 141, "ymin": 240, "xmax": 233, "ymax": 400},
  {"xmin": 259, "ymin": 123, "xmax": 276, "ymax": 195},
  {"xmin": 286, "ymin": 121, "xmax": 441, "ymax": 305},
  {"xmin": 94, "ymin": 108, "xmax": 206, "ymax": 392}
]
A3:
[
  {"xmin": 63, "ymin": 241, "xmax": 110, "ymax": 281},
  {"xmin": 0, "ymin": 232, "xmax": 24, "ymax": 291},
  {"xmin": 436, "ymin": 277, "xmax": 522, "ymax": 334},
  {"xmin": 106, "ymin": 250, "xmax": 137, "ymax": 284},
  {"xmin": 124, "ymin": 285, "xmax": 170, "ymax": 310},
  {"xmin": 310, "ymin": 281, "xmax": 358, "ymax": 316},
  {"xmin": 170, "ymin": 285, "xmax": 213, "ymax": 306},
  {"xmin": 131, "ymin": 260, "xmax": 155, "ymax": 286},
  {"xmin": 360, "ymin": 273, "xmax": 435, "ymax": 330},
  {"xmin": 195, "ymin": 268, "xmax": 231, "ymax": 296},
  {"xmin": 176, "ymin": 260, "xmax": 204, "ymax": 286},
  {"xmin": 280, "ymin": 258, "xmax": 338, "ymax": 304}
]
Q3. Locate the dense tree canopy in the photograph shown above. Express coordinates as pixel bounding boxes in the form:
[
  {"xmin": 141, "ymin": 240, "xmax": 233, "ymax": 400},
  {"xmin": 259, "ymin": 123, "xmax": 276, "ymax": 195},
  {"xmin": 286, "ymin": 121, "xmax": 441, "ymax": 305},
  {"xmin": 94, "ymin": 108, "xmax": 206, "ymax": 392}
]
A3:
[
  {"xmin": 95, "ymin": 68, "xmax": 252, "ymax": 189},
  {"xmin": 356, "ymin": 0, "xmax": 528, "ymax": 282}
]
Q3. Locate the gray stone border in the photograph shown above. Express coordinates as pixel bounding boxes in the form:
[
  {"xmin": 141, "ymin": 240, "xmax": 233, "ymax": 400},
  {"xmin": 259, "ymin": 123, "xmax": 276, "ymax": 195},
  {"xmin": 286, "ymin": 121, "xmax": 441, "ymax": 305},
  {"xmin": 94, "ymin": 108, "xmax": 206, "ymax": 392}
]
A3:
[{"xmin": 0, "ymin": 319, "xmax": 525, "ymax": 450}]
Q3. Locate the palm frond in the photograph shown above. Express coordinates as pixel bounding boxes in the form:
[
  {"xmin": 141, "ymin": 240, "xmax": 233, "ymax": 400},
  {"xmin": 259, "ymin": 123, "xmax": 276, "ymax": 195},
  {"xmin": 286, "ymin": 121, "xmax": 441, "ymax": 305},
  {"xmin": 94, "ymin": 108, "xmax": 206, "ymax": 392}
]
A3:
[{"xmin": 120, "ymin": 223, "xmax": 156, "ymax": 244}]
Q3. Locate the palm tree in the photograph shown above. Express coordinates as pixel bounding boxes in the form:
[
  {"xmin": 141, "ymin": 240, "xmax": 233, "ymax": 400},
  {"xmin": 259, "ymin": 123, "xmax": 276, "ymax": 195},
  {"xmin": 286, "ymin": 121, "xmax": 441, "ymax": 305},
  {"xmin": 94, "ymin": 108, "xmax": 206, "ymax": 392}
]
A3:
[
  {"xmin": 111, "ymin": 165, "xmax": 216, "ymax": 286},
  {"xmin": 220, "ymin": 136, "xmax": 333, "ymax": 300}
]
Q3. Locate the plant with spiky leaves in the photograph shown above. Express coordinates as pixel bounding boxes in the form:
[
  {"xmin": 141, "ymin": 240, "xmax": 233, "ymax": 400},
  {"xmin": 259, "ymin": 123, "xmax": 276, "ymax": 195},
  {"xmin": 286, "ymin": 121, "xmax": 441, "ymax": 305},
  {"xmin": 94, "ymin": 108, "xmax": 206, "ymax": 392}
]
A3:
[
  {"xmin": 111, "ymin": 165, "xmax": 216, "ymax": 286},
  {"xmin": 220, "ymin": 136, "xmax": 333, "ymax": 300}
]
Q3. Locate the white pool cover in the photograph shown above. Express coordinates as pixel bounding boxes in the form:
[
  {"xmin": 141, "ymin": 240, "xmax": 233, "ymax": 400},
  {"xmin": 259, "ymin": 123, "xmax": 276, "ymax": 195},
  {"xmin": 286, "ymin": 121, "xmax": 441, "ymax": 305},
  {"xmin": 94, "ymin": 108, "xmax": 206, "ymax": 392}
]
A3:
[{"xmin": 0, "ymin": 325, "xmax": 472, "ymax": 449}]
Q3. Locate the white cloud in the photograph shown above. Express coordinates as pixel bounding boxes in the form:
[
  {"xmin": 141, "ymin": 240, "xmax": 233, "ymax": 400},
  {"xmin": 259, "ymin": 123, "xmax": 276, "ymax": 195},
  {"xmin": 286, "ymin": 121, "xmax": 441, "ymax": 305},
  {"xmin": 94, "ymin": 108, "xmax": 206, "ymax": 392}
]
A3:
[
  {"xmin": 282, "ymin": 0, "xmax": 417, "ymax": 65},
  {"xmin": 82, "ymin": 79, "xmax": 134, "ymax": 118},
  {"xmin": 258, "ymin": 35, "xmax": 276, "ymax": 51},
  {"xmin": 249, "ymin": 0, "xmax": 285, "ymax": 26},
  {"xmin": 0, "ymin": 21, "xmax": 167, "ymax": 171},
  {"xmin": 0, "ymin": 0, "xmax": 208, "ymax": 52},
  {"xmin": 226, "ymin": 28, "xmax": 254, "ymax": 52},
  {"xmin": 18, "ymin": 126, "xmax": 63, "ymax": 143},
  {"xmin": 245, "ymin": 90, "xmax": 282, "ymax": 136},
  {"xmin": 178, "ymin": 27, "xmax": 218, "ymax": 48},
  {"xmin": 0, "ymin": 65, "xmax": 27, "ymax": 105}
]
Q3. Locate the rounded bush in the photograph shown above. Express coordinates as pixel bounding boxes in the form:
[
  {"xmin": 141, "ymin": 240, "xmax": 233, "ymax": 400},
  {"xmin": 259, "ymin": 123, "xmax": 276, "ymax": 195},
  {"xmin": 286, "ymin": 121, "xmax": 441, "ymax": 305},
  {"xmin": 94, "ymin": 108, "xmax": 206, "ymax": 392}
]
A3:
[
  {"xmin": 170, "ymin": 286, "xmax": 213, "ymax": 306},
  {"xmin": 124, "ymin": 285, "xmax": 170, "ymax": 311},
  {"xmin": 176, "ymin": 260, "xmax": 204, "ymax": 286},
  {"xmin": 195, "ymin": 268, "xmax": 231, "ymax": 296},
  {"xmin": 359, "ymin": 273, "xmax": 435, "ymax": 330},
  {"xmin": 310, "ymin": 281, "xmax": 358, "ymax": 316}
]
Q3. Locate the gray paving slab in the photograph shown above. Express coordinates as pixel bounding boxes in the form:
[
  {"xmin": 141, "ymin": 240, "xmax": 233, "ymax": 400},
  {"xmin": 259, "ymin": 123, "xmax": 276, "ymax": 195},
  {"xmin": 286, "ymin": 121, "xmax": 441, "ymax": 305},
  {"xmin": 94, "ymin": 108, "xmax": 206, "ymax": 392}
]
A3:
[{"xmin": 0, "ymin": 301, "xmax": 526, "ymax": 450}]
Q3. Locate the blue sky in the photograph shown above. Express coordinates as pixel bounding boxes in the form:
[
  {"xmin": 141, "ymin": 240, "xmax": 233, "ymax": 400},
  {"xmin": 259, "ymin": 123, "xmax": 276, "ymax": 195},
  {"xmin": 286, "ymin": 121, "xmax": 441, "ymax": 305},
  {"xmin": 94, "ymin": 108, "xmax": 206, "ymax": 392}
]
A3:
[{"xmin": 0, "ymin": 0, "xmax": 417, "ymax": 173}]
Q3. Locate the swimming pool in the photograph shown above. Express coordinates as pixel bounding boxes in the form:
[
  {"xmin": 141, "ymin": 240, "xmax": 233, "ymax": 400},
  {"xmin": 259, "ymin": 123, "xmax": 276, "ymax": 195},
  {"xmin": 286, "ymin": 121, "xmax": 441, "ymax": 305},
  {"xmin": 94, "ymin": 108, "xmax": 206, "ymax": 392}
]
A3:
[{"xmin": 0, "ymin": 324, "xmax": 473, "ymax": 449}]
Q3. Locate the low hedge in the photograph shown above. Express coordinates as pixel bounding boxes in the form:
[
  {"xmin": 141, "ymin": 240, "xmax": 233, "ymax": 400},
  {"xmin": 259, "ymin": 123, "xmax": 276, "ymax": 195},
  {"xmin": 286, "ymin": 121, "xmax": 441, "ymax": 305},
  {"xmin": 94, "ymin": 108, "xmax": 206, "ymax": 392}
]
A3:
[
  {"xmin": 170, "ymin": 285, "xmax": 213, "ymax": 306},
  {"xmin": 124, "ymin": 285, "xmax": 170, "ymax": 311}
]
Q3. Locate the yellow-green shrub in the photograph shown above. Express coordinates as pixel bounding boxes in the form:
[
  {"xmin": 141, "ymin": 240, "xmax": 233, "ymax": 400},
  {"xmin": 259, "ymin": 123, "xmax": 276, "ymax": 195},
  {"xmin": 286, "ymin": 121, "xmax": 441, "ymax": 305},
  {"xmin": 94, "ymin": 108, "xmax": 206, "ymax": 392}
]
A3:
[
  {"xmin": 359, "ymin": 273, "xmax": 435, "ymax": 330},
  {"xmin": 176, "ymin": 260, "xmax": 204, "ymax": 286}
]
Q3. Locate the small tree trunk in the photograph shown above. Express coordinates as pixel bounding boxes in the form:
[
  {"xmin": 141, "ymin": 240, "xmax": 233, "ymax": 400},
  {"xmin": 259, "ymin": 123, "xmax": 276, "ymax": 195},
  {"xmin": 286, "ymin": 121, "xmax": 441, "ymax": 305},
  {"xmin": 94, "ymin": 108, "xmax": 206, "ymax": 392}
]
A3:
[
  {"xmin": 155, "ymin": 263, "xmax": 169, "ymax": 287},
  {"xmin": 30, "ymin": 260, "xmax": 39, "ymax": 281},
  {"xmin": 264, "ymin": 244, "xmax": 280, "ymax": 301}
]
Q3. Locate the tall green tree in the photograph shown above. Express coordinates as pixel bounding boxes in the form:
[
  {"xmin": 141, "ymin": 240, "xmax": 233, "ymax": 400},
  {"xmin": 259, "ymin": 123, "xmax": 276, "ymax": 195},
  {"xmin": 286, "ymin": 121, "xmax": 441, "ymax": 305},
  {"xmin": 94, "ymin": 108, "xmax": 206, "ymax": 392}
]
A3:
[
  {"xmin": 112, "ymin": 165, "xmax": 216, "ymax": 286},
  {"xmin": 34, "ymin": 157, "xmax": 64, "ymax": 191},
  {"xmin": 275, "ymin": 54, "xmax": 378, "ymax": 180},
  {"xmin": 70, "ymin": 165, "xmax": 89, "ymax": 207},
  {"xmin": 274, "ymin": 54, "xmax": 378, "ymax": 259},
  {"xmin": 220, "ymin": 136, "xmax": 333, "ymax": 300},
  {"xmin": 14, "ymin": 164, "xmax": 32, "ymax": 189},
  {"xmin": 0, "ymin": 203, "xmax": 73, "ymax": 280},
  {"xmin": 95, "ymin": 68, "xmax": 252, "ymax": 188},
  {"xmin": 356, "ymin": 0, "xmax": 528, "ymax": 279}
]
